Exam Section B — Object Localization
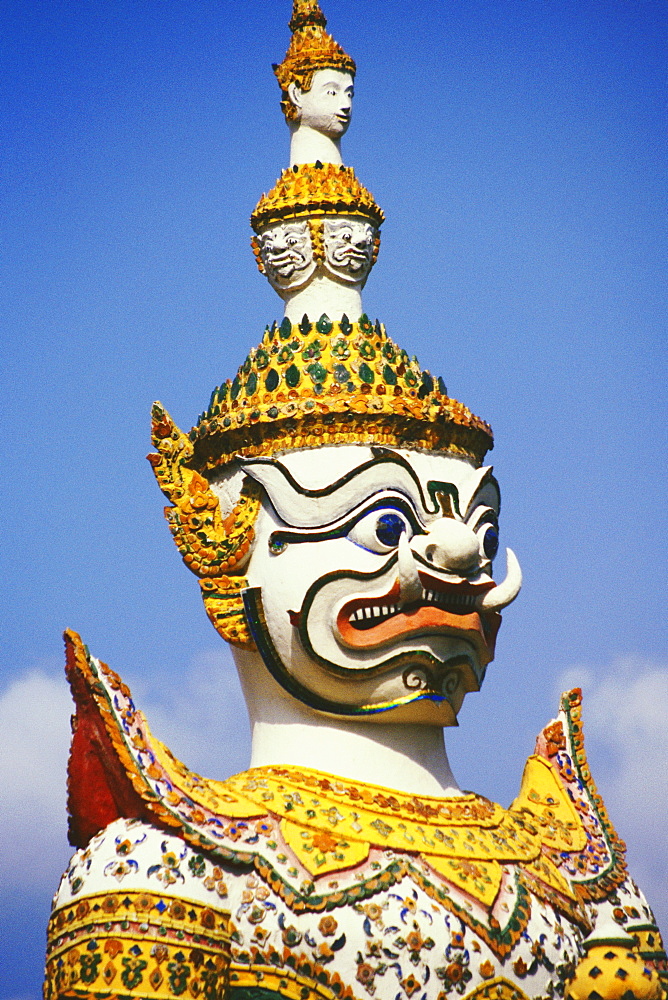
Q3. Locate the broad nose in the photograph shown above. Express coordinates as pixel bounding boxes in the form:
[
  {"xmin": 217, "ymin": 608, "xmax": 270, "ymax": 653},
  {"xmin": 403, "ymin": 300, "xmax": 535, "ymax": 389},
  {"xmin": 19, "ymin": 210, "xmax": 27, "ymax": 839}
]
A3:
[
  {"xmin": 411, "ymin": 519, "xmax": 480, "ymax": 575},
  {"xmin": 339, "ymin": 93, "xmax": 352, "ymax": 113}
]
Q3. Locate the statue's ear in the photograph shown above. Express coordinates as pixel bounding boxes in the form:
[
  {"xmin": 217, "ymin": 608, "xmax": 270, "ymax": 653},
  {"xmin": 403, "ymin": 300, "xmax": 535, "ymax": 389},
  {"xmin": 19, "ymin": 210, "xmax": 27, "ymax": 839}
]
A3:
[
  {"xmin": 287, "ymin": 81, "xmax": 304, "ymax": 113},
  {"xmin": 147, "ymin": 402, "xmax": 262, "ymax": 649}
]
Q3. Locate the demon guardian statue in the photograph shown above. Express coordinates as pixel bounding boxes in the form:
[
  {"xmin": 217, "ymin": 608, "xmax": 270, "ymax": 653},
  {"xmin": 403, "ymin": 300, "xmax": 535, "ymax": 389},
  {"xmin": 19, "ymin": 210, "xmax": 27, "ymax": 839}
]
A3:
[{"xmin": 44, "ymin": 4, "xmax": 666, "ymax": 1000}]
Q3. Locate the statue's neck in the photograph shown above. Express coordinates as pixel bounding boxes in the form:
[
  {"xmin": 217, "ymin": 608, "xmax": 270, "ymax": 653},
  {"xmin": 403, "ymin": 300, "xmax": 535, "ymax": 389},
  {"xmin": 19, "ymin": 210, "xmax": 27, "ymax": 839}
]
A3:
[
  {"xmin": 233, "ymin": 648, "xmax": 462, "ymax": 797},
  {"xmin": 282, "ymin": 273, "xmax": 362, "ymax": 324},
  {"xmin": 290, "ymin": 125, "xmax": 343, "ymax": 167}
]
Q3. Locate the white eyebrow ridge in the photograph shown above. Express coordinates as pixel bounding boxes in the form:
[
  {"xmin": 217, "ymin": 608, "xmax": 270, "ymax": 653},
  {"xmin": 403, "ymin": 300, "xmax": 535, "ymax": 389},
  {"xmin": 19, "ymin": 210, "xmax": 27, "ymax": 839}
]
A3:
[{"xmin": 240, "ymin": 453, "xmax": 437, "ymax": 529}]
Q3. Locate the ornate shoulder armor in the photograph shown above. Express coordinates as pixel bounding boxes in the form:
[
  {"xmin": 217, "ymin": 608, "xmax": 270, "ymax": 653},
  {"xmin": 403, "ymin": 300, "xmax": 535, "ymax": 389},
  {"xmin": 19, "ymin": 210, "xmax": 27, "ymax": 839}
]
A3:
[
  {"xmin": 44, "ymin": 815, "xmax": 231, "ymax": 998},
  {"xmin": 50, "ymin": 632, "xmax": 666, "ymax": 1000},
  {"xmin": 511, "ymin": 688, "xmax": 629, "ymax": 903},
  {"xmin": 512, "ymin": 689, "xmax": 666, "ymax": 999}
]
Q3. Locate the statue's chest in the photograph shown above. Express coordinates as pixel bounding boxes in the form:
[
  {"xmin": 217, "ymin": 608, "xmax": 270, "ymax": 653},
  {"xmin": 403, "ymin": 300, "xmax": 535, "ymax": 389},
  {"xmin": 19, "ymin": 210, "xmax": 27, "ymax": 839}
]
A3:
[{"xmin": 222, "ymin": 850, "xmax": 585, "ymax": 1000}]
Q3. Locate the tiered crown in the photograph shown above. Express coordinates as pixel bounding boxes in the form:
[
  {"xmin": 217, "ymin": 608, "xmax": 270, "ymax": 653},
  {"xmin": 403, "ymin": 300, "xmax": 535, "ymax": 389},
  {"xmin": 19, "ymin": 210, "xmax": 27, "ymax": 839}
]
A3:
[
  {"xmin": 251, "ymin": 162, "xmax": 385, "ymax": 233},
  {"xmin": 188, "ymin": 315, "xmax": 493, "ymax": 474},
  {"xmin": 149, "ymin": 0, "xmax": 496, "ymax": 649},
  {"xmin": 274, "ymin": 0, "xmax": 356, "ymax": 110}
]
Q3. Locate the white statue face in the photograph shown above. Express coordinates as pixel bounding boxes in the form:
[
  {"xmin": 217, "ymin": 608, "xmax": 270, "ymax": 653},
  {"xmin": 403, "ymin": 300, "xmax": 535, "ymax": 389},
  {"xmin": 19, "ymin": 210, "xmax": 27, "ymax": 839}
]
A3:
[
  {"xmin": 257, "ymin": 220, "xmax": 316, "ymax": 291},
  {"xmin": 234, "ymin": 445, "xmax": 521, "ymax": 725},
  {"xmin": 323, "ymin": 216, "xmax": 376, "ymax": 284},
  {"xmin": 288, "ymin": 69, "xmax": 354, "ymax": 138}
]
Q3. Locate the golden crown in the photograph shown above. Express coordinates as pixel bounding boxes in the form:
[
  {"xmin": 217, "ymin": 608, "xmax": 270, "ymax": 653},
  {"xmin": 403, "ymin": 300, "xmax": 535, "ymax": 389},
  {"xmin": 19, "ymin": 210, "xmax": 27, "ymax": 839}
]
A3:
[
  {"xmin": 251, "ymin": 162, "xmax": 385, "ymax": 233},
  {"xmin": 184, "ymin": 315, "xmax": 493, "ymax": 475},
  {"xmin": 149, "ymin": 317, "xmax": 493, "ymax": 648},
  {"xmin": 274, "ymin": 0, "xmax": 356, "ymax": 118}
]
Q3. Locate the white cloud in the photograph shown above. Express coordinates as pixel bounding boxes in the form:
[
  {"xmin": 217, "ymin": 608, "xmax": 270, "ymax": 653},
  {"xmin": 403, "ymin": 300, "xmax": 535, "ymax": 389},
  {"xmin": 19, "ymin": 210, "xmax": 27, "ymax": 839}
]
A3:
[
  {"xmin": 0, "ymin": 669, "xmax": 72, "ymax": 893},
  {"xmin": 0, "ymin": 649, "xmax": 251, "ymax": 900},
  {"xmin": 558, "ymin": 656, "xmax": 668, "ymax": 930},
  {"xmin": 140, "ymin": 647, "xmax": 251, "ymax": 779}
]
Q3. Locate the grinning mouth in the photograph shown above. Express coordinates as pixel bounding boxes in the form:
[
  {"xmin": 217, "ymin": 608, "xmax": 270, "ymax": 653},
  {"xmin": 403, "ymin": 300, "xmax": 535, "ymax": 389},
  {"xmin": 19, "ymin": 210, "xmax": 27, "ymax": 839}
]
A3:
[
  {"xmin": 347, "ymin": 585, "xmax": 481, "ymax": 629},
  {"xmin": 335, "ymin": 577, "xmax": 500, "ymax": 663},
  {"xmin": 273, "ymin": 252, "xmax": 303, "ymax": 266}
]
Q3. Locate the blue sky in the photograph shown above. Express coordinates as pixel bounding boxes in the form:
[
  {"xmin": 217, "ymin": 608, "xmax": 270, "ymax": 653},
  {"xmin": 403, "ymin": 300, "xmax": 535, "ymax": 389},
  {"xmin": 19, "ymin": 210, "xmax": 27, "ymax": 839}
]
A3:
[{"xmin": 1, "ymin": 1, "xmax": 666, "ymax": 994}]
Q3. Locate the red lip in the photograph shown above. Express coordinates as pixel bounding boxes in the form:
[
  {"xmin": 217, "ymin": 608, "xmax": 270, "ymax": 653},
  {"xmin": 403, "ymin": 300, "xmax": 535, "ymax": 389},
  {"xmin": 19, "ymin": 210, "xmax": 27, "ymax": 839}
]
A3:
[{"xmin": 336, "ymin": 575, "xmax": 500, "ymax": 664}]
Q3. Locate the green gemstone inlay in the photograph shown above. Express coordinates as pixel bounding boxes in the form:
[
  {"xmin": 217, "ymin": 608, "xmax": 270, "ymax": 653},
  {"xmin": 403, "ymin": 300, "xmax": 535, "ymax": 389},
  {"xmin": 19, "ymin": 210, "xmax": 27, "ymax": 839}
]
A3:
[
  {"xmin": 265, "ymin": 368, "xmax": 279, "ymax": 392},
  {"xmin": 357, "ymin": 339, "xmax": 376, "ymax": 360},
  {"xmin": 299, "ymin": 315, "xmax": 312, "ymax": 337},
  {"xmin": 285, "ymin": 364, "xmax": 301, "ymax": 388},
  {"xmin": 359, "ymin": 362, "xmax": 375, "ymax": 384},
  {"xmin": 359, "ymin": 313, "xmax": 373, "ymax": 333},
  {"xmin": 307, "ymin": 361, "xmax": 327, "ymax": 384},
  {"xmin": 382, "ymin": 364, "xmax": 397, "ymax": 385},
  {"xmin": 245, "ymin": 373, "xmax": 258, "ymax": 396},
  {"xmin": 279, "ymin": 317, "xmax": 292, "ymax": 340},
  {"xmin": 302, "ymin": 339, "xmax": 322, "ymax": 361},
  {"xmin": 231, "ymin": 376, "xmax": 242, "ymax": 400},
  {"xmin": 316, "ymin": 313, "xmax": 333, "ymax": 334},
  {"xmin": 255, "ymin": 348, "xmax": 270, "ymax": 371},
  {"xmin": 331, "ymin": 338, "xmax": 350, "ymax": 360}
]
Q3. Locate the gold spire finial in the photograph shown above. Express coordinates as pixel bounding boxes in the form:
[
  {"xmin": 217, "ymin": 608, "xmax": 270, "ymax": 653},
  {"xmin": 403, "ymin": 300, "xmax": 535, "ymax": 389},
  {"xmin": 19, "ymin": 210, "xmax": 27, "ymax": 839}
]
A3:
[
  {"xmin": 274, "ymin": 0, "xmax": 356, "ymax": 122},
  {"xmin": 288, "ymin": 0, "xmax": 327, "ymax": 33}
]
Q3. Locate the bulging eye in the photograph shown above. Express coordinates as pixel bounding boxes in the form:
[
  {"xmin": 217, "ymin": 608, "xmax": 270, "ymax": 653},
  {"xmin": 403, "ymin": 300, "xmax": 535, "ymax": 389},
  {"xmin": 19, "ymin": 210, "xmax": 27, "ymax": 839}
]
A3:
[
  {"xmin": 467, "ymin": 503, "xmax": 499, "ymax": 564},
  {"xmin": 482, "ymin": 525, "xmax": 499, "ymax": 561},
  {"xmin": 375, "ymin": 513, "xmax": 406, "ymax": 547},
  {"xmin": 348, "ymin": 508, "xmax": 414, "ymax": 554}
]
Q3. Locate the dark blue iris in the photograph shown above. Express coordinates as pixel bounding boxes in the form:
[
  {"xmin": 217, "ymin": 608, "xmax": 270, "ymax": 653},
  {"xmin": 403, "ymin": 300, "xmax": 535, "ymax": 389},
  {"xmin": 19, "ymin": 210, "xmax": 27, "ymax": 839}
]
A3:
[
  {"xmin": 483, "ymin": 525, "xmax": 499, "ymax": 560},
  {"xmin": 375, "ymin": 513, "xmax": 406, "ymax": 547}
]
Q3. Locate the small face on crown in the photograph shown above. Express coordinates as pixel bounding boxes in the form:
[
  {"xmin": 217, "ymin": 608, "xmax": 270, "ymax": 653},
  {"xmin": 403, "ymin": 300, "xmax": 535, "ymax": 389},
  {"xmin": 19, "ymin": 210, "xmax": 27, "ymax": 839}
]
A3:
[
  {"xmin": 288, "ymin": 69, "xmax": 354, "ymax": 138},
  {"xmin": 323, "ymin": 216, "xmax": 377, "ymax": 284},
  {"xmin": 256, "ymin": 220, "xmax": 316, "ymax": 291}
]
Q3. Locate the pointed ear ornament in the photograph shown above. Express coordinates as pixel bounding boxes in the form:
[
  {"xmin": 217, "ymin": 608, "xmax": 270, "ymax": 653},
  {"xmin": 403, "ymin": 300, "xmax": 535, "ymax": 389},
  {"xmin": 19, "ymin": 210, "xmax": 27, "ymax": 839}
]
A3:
[{"xmin": 148, "ymin": 402, "xmax": 262, "ymax": 649}]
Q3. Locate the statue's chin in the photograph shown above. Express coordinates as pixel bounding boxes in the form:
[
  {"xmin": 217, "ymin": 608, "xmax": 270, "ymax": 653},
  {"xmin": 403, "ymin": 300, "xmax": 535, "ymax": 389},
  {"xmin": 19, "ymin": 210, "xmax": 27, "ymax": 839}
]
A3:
[
  {"xmin": 266, "ymin": 264, "xmax": 318, "ymax": 293},
  {"xmin": 322, "ymin": 262, "xmax": 371, "ymax": 285},
  {"xmin": 294, "ymin": 118, "xmax": 349, "ymax": 140}
]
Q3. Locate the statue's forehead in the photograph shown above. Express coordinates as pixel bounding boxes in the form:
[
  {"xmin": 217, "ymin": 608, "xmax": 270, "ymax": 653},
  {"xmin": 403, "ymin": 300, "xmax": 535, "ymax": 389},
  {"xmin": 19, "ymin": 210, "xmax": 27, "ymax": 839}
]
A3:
[
  {"xmin": 273, "ymin": 445, "xmax": 478, "ymax": 491},
  {"xmin": 327, "ymin": 216, "xmax": 369, "ymax": 229},
  {"xmin": 310, "ymin": 68, "xmax": 354, "ymax": 87},
  {"xmin": 263, "ymin": 220, "xmax": 308, "ymax": 235}
]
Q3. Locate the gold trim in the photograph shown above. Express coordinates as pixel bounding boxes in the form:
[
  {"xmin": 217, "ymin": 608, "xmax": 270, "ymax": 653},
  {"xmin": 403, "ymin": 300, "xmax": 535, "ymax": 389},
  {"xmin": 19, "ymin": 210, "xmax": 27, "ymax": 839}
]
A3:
[
  {"xmin": 189, "ymin": 318, "xmax": 493, "ymax": 473},
  {"xmin": 44, "ymin": 891, "xmax": 229, "ymax": 1000},
  {"xmin": 230, "ymin": 962, "xmax": 355, "ymax": 1000},
  {"xmin": 252, "ymin": 164, "xmax": 384, "ymax": 232},
  {"xmin": 148, "ymin": 402, "xmax": 262, "ymax": 648},
  {"xmin": 462, "ymin": 977, "xmax": 531, "ymax": 1000},
  {"xmin": 227, "ymin": 766, "xmax": 548, "ymax": 864},
  {"xmin": 511, "ymin": 755, "xmax": 587, "ymax": 852},
  {"xmin": 560, "ymin": 689, "xmax": 629, "ymax": 899}
]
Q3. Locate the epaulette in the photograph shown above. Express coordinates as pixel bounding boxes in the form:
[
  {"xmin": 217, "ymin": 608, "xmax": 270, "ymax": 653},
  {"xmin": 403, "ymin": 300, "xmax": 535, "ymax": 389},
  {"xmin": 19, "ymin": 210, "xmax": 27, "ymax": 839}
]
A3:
[
  {"xmin": 511, "ymin": 688, "xmax": 627, "ymax": 902},
  {"xmin": 64, "ymin": 628, "xmax": 264, "ymax": 856}
]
